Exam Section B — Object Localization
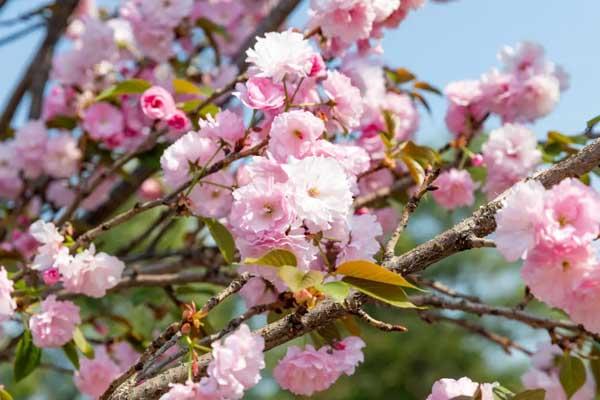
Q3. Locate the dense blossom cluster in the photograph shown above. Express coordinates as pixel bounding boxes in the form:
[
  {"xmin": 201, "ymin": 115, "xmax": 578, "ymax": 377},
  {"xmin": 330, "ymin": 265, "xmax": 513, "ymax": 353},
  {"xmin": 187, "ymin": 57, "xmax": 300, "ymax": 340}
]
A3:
[
  {"xmin": 273, "ymin": 336, "xmax": 365, "ymax": 396},
  {"xmin": 444, "ymin": 41, "xmax": 568, "ymax": 137},
  {"xmin": 161, "ymin": 324, "xmax": 265, "ymax": 400},
  {"xmin": 0, "ymin": 0, "xmax": 595, "ymax": 398},
  {"xmin": 521, "ymin": 343, "xmax": 596, "ymax": 399},
  {"xmin": 426, "ymin": 377, "xmax": 497, "ymax": 400},
  {"xmin": 495, "ymin": 179, "xmax": 600, "ymax": 332}
]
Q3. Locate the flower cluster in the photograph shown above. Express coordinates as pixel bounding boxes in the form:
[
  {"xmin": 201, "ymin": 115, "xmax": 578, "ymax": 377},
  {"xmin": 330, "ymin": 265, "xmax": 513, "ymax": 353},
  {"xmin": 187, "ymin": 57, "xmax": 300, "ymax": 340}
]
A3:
[
  {"xmin": 308, "ymin": 0, "xmax": 425, "ymax": 54},
  {"xmin": 74, "ymin": 343, "xmax": 138, "ymax": 398},
  {"xmin": 481, "ymin": 123, "xmax": 541, "ymax": 198},
  {"xmin": 0, "ymin": 121, "xmax": 81, "ymax": 200},
  {"xmin": 29, "ymin": 221, "xmax": 125, "ymax": 298},
  {"xmin": 521, "ymin": 343, "xmax": 595, "ymax": 400},
  {"xmin": 0, "ymin": 266, "xmax": 16, "ymax": 323},
  {"xmin": 29, "ymin": 295, "xmax": 81, "ymax": 348},
  {"xmin": 426, "ymin": 377, "xmax": 497, "ymax": 400},
  {"xmin": 444, "ymin": 41, "xmax": 568, "ymax": 137},
  {"xmin": 494, "ymin": 179, "xmax": 600, "ymax": 332},
  {"xmin": 273, "ymin": 336, "xmax": 366, "ymax": 396},
  {"xmin": 161, "ymin": 324, "xmax": 264, "ymax": 400}
]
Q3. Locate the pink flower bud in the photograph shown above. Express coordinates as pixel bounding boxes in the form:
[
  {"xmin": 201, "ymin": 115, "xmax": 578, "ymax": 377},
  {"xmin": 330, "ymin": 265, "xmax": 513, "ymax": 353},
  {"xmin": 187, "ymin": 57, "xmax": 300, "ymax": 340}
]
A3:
[
  {"xmin": 166, "ymin": 109, "xmax": 191, "ymax": 133},
  {"xmin": 140, "ymin": 86, "xmax": 176, "ymax": 120},
  {"xmin": 471, "ymin": 153, "xmax": 484, "ymax": 166},
  {"xmin": 42, "ymin": 267, "xmax": 61, "ymax": 286}
]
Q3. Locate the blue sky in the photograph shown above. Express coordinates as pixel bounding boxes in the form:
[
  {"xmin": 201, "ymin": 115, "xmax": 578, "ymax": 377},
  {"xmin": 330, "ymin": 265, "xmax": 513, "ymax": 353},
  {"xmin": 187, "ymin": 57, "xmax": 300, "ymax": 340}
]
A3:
[{"xmin": 1, "ymin": 0, "xmax": 599, "ymax": 141}]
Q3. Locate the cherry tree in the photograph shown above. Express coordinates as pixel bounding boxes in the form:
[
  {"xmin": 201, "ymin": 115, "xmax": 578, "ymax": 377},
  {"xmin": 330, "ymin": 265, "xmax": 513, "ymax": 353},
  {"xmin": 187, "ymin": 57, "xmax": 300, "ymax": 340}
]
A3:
[{"xmin": 0, "ymin": 0, "xmax": 599, "ymax": 399}]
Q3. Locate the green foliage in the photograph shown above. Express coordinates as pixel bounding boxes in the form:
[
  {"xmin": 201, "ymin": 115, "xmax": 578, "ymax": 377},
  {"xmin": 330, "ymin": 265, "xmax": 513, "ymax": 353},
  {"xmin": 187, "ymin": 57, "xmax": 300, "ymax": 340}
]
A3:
[
  {"xmin": 204, "ymin": 218, "xmax": 236, "ymax": 264},
  {"xmin": 559, "ymin": 355, "xmax": 586, "ymax": 399},
  {"xmin": 278, "ymin": 266, "xmax": 323, "ymax": 292},
  {"xmin": 95, "ymin": 79, "xmax": 152, "ymax": 101},
  {"xmin": 343, "ymin": 277, "xmax": 415, "ymax": 308},
  {"xmin": 244, "ymin": 249, "xmax": 297, "ymax": 268},
  {"xmin": 14, "ymin": 329, "xmax": 41, "ymax": 382}
]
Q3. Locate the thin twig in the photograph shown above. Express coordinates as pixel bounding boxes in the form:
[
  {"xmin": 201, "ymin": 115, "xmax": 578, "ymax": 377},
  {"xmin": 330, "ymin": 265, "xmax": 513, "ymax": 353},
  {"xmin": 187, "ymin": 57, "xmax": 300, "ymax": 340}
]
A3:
[
  {"xmin": 383, "ymin": 168, "xmax": 439, "ymax": 261},
  {"xmin": 352, "ymin": 309, "xmax": 407, "ymax": 332}
]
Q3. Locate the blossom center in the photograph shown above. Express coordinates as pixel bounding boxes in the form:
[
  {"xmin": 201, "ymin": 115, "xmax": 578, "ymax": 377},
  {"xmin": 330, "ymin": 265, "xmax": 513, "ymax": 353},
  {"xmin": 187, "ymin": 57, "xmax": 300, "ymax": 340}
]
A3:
[{"xmin": 308, "ymin": 187, "xmax": 320, "ymax": 198}]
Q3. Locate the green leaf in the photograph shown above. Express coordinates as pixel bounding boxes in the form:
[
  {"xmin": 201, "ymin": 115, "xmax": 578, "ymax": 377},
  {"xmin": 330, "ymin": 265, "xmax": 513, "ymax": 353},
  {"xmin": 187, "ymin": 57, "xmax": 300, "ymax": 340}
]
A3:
[
  {"xmin": 386, "ymin": 67, "xmax": 416, "ymax": 84},
  {"xmin": 73, "ymin": 327, "xmax": 94, "ymax": 359},
  {"xmin": 14, "ymin": 329, "xmax": 42, "ymax": 382},
  {"xmin": 401, "ymin": 141, "xmax": 441, "ymax": 165},
  {"xmin": 199, "ymin": 103, "xmax": 220, "ymax": 118},
  {"xmin": 382, "ymin": 110, "xmax": 396, "ymax": 139},
  {"xmin": 245, "ymin": 249, "xmax": 297, "ymax": 268},
  {"xmin": 95, "ymin": 79, "xmax": 152, "ymax": 101},
  {"xmin": 587, "ymin": 114, "xmax": 600, "ymax": 131},
  {"xmin": 180, "ymin": 99, "xmax": 203, "ymax": 113},
  {"xmin": 204, "ymin": 218, "xmax": 236, "ymax": 264},
  {"xmin": 0, "ymin": 388, "xmax": 14, "ymax": 400},
  {"xmin": 343, "ymin": 277, "xmax": 417, "ymax": 308},
  {"xmin": 590, "ymin": 344, "xmax": 600, "ymax": 395},
  {"xmin": 413, "ymin": 80, "xmax": 442, "ymax": 95},
  {"xmin": 559, "ymin": 354, "xmax": 586, "ymax": 399},
  {"xmin": 315, "ymin": 281, "xmax": 350, "ymax": 303},
  {"xmin": 336, "ymin": 260, "xmax": 418, "ymax": 289},
  {"xmin": 512, "ymin": 389, "xmax": 546, "ymax": 400},
  {"xmin": 400, "ymin": 153, "xmax": 426, "ymax": 186},
  {"xmin": 278, "ymin": 266, "xmax": 323, "ymax": 292},
  {"xmin": 173, "ymin": 79, "xmax": 213, "ymax": 96},
  {"xmin": 62, "ymin": 341, "xmax": 79, "ymax": 369}
]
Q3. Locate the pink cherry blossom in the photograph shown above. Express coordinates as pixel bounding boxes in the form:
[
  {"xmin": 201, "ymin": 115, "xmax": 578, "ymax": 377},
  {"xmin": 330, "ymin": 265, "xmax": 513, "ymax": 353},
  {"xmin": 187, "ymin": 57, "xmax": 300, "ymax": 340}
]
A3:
[
  {"xmin": 565, "ymin": 270, "xmax": 600, "ymax": 334},
  {"xmin": 539, "ymin": 178, "xmax": 600, "ymax": 247},
  {"xmin": 322, "ymin": 70, "xmax": 364, "ymax": 131},
  {"xmin": 138, "ymin": 178, "xmax": 163, "ymax": 201},
  {"xmin": 110, "ymin": 341, "xmax": 139, "ymax": 371},
  {"xmin": 337, "ymin": 214, "xmax": 383, "ymax": 263},
  {"xmin": 426, "ymin": 377, "xmax": 495, "ymax": 400},
  {"xmin": 432, "ymin": 169, "xmax": 477, "ymax": 210},
  {"xmin": 188, "ymin": 170, "xmax": 234, "ymax": 218},
  {"xmin": 308, "ymin": 140, "xmax": 371, "ymax": 180},
  {"xmin": 331, "ymin": 336, "xmax": 366, "ymax": 375},
  {"xmin": 234, "ymin": 77, "xmax": 286, "ymax": 111},
  {"xmin": 13, "ymin": 120, "xmax": 48, "ymax": 179},
  {"xmin": 283, "ymin": 156, "xmax": 353, "ymax": 232},
  {"xmin": 207, "ymin": 324, "xmax": 265, "ymax": 399},
  {"xmin": 522, "ymin": 343, "xmax": 596, "ymax": 400},
  {"xmin": 273, "ymin": 345, "xmax": 341, "ymax": 396},
  {"xmin": 29, "ymin": 220, "xmax": 67, "ymax": 272},
  {"xmin": 59, "ymin": 246, "xmax": 125, "ymax": 298},
  {"xmin": 0, "ymin": 266, "xmax": 16, "ymax": 323},
  {"xmin": 310, "ymin": 0, "xmax": 376, "ymax": 45},
  {"xmin": 268, "ymin": 110, "xmax": 325, "ymax": 162},
  {"xmin": 166, "ymin": 109, "xmax": 191, "ymax": 133},
  {"xmin": 42, "ymin": 85, "xmax": 76, "ymax": 121},
  {"xmin": 374, "ymin": 206, "xmax": 400, "ymax": 236},
  {"xmin": 46, "ymin": 181, "xmax": 75, "ymax": 208},
  {"xmin": 482, "ymin": 123, "xmax": 541, "ymax": 198},
  {"xmin": 160, "ymin": 378, "xmax": 221, "ymax": 400},
  {"xmin": 44, "ymin": 133, "xmax": 82, "ymax": 178},
  {"xmin": 29, "ymin": 295, "xmax": 80, "ymax": 348},
  {"xmin": 0, "ymin": 142, "xmax": 23, "ymax": 200},
  {"xmin": 444, "ymin": 80, "xmax": 488, "ymax": 137},
  {"xmin": 522, "ymin": 243, "xmax": 595, "ymax": 309},
  {"xmin": 237, "ymin": 229, "xmax": 318, "ymax": 272},
  {"xmin": 493, "ymin": 181, "xmax": 546, "ymax": 261},
  {"xmin": 42, "ymin": 268, "xmax": 61, "ymax": 285},
  {"xmin": 140, "ymin": 86, "xmax": 176, "ymax": 120},
  {"xmin": 83, "ymin": 102, "xmax": 125, "ymax": 145},
  {"xmin": 74, "ymin": 347, "xmax": 121, "ymax": 399},
  {"xmin": 230, "ymin": 178, "xmax": 295, "ymax": 235},
  {"xmin": 199, "ymin": 110, "xmax": 245, "ymax": 146},
  {"xmin": 160, "ymin": 131, "xmax": 224, "ymax": 187},
  {"xmin": 245, "ymin": 30, "xmax": 315, "ymax": 83}
]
